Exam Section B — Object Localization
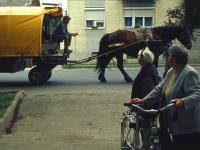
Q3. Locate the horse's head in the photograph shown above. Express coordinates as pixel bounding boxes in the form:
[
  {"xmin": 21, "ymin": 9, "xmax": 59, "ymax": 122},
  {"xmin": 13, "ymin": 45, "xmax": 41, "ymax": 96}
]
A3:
[
  {"xmin": 153, "ymin": 25, "xmax": 192, "ymax": 50},
  {"xmin": 176, "ymin": 25, "xmax": 192, "ymax": 49}
]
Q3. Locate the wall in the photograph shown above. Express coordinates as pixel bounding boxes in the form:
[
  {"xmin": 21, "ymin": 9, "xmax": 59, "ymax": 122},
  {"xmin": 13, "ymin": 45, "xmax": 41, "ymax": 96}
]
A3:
[
  {"xmin": 85, "ymin": 0, "xmax": 105, "ymax": 56},
  {"xmin": 105, "ymin": 0, "xmax": 123, "ymax": 33},
  {"xmin": 85, "ymin": 0, "xmax": 104, "ymax": 7},
  {"xmin": 67, "ymin": 0, "xmax": 86, "ymax": 59}
]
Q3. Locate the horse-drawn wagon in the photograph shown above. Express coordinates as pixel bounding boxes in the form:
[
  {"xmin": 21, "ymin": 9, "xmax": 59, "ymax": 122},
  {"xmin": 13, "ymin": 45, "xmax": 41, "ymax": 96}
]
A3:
[
  {"xmin": 0, "ymin": 7, "xmax": 67, "ymax": 85},
  {"xmin": 0, "ymin": 7, "xmax": 192, "ymax": 84}
]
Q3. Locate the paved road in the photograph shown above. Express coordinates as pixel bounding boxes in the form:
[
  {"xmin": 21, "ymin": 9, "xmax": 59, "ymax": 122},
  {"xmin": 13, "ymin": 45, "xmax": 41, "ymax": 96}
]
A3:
[
  {"xmin": 1, "ymin": 67, "xmax": 200, "ymax": 93},
  {"xmin": 0, "ymin": 68, "xmax": 140, "ymax": 93},
  {"xmin": 0, "ymin": 67, "xmax": 170, "ymax": 93},
  {"xmin": 0, "ymin": 67, "xmax": 200, "ymax": 150}
]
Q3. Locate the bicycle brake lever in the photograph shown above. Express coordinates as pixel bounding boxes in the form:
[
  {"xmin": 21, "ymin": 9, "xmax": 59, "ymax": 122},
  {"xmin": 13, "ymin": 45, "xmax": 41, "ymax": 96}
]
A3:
[{"xmin": 124, "ymin": 103, "xmax": 132, "ymax": 107}]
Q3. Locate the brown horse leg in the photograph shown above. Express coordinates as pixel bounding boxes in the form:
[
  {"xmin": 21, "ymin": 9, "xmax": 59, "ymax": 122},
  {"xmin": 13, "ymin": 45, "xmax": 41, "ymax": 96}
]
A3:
[
  {"xmin": 98, "ymin": 56, "xmax": 112, "ymax": 82},
  {"xmin": 98, "ymin": 69, "xmax": 106, "ymax": 82},
  {"xmin": 116, "ymin": 54, "xmax": 132, "ymax": 83}
]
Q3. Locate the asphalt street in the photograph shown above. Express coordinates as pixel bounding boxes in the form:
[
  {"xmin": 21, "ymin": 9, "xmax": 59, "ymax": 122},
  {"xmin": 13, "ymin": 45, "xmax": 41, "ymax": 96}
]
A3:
[{"xmin": 0, "ymin": 67, "xmax": 168, "ymax": 93}]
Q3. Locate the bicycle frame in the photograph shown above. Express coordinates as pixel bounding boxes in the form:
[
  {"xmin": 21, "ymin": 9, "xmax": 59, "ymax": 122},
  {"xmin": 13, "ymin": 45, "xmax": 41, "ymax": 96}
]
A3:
[
  {"xmin": 121, "ymin": 110, "xmax": 159, "ymax": 150},
  {"xmin": 121, "ymin": 103, "xmax": 174, "ymax": 150}
]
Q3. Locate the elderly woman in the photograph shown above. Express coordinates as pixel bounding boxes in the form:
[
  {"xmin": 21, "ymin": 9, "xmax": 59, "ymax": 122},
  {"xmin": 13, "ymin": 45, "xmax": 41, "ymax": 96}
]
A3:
[
  {"xmin": 130, "ymin": 45, "xmax": 200, "ymax": 150},
  {"xmin": 131, "ymin": 47, "xmax": 159, "ymax": 99}
]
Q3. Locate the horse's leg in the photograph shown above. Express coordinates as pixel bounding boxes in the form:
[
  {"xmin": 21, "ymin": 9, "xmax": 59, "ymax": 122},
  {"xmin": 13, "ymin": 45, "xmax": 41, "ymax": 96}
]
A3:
[
  {"xmin": 116, "ymin": 54, "xmax": 132, "ymax": 83},
  {"xmin": 98, "ymin": 56, "xmax": 113, "ymax": 82},
  {"xmin": 98, "ymin": 68, "xmax": 106, "ymax": 82}
]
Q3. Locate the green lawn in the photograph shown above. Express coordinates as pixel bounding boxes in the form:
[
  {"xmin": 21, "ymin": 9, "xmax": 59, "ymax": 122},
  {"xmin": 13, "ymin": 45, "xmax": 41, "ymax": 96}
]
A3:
[{"xmin": 0, "ymin": 92, "xmax": 15, "ymax": 118}]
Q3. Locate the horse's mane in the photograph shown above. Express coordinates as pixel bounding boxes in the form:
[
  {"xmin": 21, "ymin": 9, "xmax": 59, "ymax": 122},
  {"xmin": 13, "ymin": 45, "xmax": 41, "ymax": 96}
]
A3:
[{"xmin": 153, "ymin": 25, "xmax": 186, "ymax": 42}]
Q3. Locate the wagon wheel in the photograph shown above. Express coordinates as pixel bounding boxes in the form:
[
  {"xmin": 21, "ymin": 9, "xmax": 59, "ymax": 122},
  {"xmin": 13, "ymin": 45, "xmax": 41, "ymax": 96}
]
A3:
[
  {"xmin": 28, "ymin": 67, "xmax": 46, "ymax": 85},
  {"xmin": 43, "ymin": 71, "xmax": 52, "ymax": 81}
]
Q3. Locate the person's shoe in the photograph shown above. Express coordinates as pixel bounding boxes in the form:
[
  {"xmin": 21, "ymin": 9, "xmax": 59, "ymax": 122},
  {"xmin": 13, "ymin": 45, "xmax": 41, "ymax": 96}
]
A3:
[{"xmin": 65, "ymin": 49, "xmax": 73, "ymax": 54}]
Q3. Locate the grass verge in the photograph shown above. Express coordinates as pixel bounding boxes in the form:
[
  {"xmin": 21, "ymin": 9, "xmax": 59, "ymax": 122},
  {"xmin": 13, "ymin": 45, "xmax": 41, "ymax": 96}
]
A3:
[{"xmin": 0, "ymin": 92, "xmax": 15, "ymax": 119}]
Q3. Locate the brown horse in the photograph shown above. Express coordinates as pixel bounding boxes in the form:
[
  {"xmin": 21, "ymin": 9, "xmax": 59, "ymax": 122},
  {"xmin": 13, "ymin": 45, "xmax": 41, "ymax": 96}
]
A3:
[{"xmin": 96, "ymin": 25, "xmax": 192, "ymax": 82}]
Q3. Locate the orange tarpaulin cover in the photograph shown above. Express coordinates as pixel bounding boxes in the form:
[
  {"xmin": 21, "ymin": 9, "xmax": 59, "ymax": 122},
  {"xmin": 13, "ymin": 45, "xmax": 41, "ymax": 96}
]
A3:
[{"xmin": 0, "ymin": 7, "xmax": 60, "ymax": 57}]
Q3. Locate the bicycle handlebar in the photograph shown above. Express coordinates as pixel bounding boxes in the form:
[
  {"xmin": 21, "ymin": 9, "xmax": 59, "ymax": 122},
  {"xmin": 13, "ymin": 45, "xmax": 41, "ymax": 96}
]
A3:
[
  {"xmin": 124, "ymin": 103, "xmax": 147, "ymax": 113},
  {"xmin": 124, "ymin": 102, "xmax": 174, "ymax": 115},
  {"xmin": 159, "ymin": 103, "xmax": 174, "ymax": 112}
]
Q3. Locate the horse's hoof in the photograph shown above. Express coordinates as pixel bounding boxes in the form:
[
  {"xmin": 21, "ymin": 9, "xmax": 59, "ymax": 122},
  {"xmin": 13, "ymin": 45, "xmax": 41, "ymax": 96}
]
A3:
[
  {"xmin": 98, "ymin": 76, "xmax": 107, "ymax": 83},
  {"xmin": 125, "ymin": 77, "xmax": 133, "ymax": 83}
]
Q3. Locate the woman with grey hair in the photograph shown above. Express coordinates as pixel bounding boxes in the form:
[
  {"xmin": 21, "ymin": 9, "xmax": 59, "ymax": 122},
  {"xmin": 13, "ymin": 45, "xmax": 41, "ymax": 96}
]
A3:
[
  {"xmin": 138, "ymin": 47, "xmax": 155, "ymax": 64},
  {"xmin": 130, "ymin": 45, "xmax": 200, "ymax": 150},
  {"xmin": 131, "ymin": 47, "xmax": 159, "ymax": 99}
]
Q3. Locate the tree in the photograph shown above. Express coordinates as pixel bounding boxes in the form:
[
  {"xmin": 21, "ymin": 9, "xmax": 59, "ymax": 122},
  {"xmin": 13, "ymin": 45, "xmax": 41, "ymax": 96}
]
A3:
[
  {"xmin": 165, "ymin": 0, "xmax": 200, "ymax": 34},
  {"xmin": 184, "ymin": 0, "xmax": 200, "ymax": 31}
]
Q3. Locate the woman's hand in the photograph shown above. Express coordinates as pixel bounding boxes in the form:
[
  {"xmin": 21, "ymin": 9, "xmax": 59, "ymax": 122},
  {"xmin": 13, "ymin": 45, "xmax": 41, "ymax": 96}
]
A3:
[
  {"xmin": 129, "ymin": 98, "xmax": 144, "ymax": 104},
  {"xmin": 170, "ymin": 99, "xmax": 184, "ymax": 109}
]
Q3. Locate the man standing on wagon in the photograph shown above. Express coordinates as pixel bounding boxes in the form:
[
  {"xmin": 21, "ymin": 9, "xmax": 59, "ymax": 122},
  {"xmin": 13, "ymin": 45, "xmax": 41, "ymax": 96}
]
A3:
[{"xmin": 52, "ymin": 15, "xmax": 78, "ymax": 55}]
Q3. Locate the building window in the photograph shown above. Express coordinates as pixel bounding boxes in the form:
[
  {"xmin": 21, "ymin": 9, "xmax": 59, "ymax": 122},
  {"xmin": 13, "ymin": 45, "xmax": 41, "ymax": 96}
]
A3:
[
  {"xmin": 135, "ymin": 17, "xmax": 143, "ymax": 28},
  {"xmin": 134, "ymin": 17, "xmax": 153, "ymax": 28},
  {"xmin": 86, "ymin": 20, "xmax": 93, "ymax": 28},
  {"xmin": 85, "ymin": 9, "xmax": 105, "ymax": 29},
  {"xmin": 124, "ymin": 9, "xmax": 154, "ymax": 28},
  {"xmin": 125, "ymin": 17, "xmax": 132, "ymax": 27},
  {"xmin": 86, "ymin": 20, "xmax": 104, "ymax": 29},
  {"xmin": 145, "ymin": 17, "xmax": 153, "ymax": 27},
  {"xmin": 96, "ymin": 21, "xmax": 104, "ymax": 28}
]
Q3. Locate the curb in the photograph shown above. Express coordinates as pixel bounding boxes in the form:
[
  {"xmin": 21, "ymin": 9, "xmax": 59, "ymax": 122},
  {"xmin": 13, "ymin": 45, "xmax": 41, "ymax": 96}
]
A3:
[{"xmin": 0, "ymin": 90, "xmax": 25, "ymax": 137}]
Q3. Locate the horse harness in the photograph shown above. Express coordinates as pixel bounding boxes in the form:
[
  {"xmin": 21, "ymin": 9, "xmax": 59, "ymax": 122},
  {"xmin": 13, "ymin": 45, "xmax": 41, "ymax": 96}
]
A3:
[
  {"xmin": 134, "ymin": 28, "xmax": 154, "ymax": 42},
  {"xmin": 107, "ymin": 28, "xmax": 155, "ymax": 48},
  {"xmin": 67, "ymin": 29, "xmax": 162, "ymax": 66}
]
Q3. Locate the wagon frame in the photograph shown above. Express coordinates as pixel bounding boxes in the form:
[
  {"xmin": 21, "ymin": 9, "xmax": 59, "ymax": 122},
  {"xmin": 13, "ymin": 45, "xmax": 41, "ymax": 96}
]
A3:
[{"xmin": 0, "ymin": 7, "xmax": 68, "ymax": 85}]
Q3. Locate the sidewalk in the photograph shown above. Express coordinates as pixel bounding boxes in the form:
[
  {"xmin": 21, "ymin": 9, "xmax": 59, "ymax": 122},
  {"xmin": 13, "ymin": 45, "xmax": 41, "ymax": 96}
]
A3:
[{"xmin": 0, "ymin": 91, "xmax": 130, "ymax": 150}]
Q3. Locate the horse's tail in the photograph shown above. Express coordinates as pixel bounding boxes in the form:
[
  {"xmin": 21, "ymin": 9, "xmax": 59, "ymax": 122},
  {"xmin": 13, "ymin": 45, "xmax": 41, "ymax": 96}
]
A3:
[{"xmin": 96, "ymin": 34, "xmax": 109, "ymax": 73}]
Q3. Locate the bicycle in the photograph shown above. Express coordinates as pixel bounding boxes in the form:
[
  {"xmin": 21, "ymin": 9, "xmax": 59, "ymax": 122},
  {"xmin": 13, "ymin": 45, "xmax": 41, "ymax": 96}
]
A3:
[{"xmin": 121, "ymin": 102, "xmax": 174, "ymax": 150}]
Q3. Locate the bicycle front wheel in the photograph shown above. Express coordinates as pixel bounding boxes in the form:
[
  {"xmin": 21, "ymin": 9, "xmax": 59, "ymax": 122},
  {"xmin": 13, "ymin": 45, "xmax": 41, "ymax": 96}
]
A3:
[{"xmin": 121, "ymin": 117, "xmax": 143, "ymax": 150}]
